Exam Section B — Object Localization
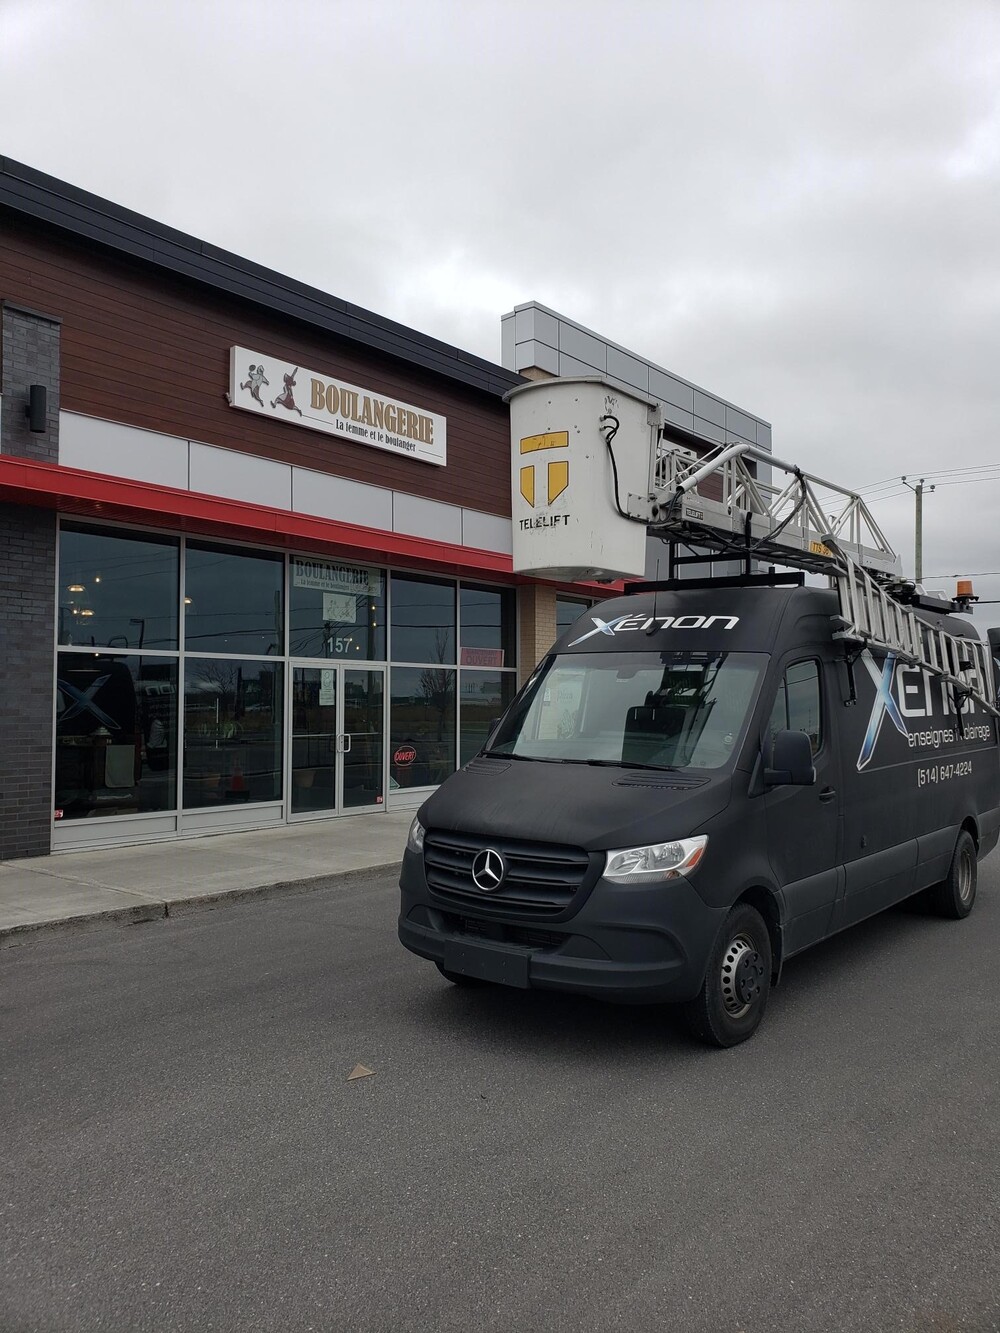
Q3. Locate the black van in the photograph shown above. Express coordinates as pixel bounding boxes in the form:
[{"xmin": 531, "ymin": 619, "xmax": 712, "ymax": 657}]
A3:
[{"xmin": 398, "ymin": 579, "xmax": 1000, "ymax": 1045}]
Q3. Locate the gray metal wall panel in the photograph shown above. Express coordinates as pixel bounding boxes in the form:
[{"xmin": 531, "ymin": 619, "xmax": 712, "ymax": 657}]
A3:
[
  {"xmin": 290, "ymin": 468, "xmax": 393, "ymax": 530},
  {"xmin": 392, "ymin": 492, "xmax": 463, "ymax": 545},
  {"xmin": 559, "ymin": 352, "xmax": 601, "ymax": 378},
  {"xmin": 461, "ymin": 508, "xmax": 512, "ymax": 555},
  {"xmin": 693, "ymin": 391, "xmax": 726, "ymax": 426},
  {"xmin": 189, "ymin": 442, "xmax": 292, "ymax": 509},
  {"xmin": 516, "ymin": 340, "xmax": 558, "ymax": 375},
  {"xmin": 59, "ymin": 413, "xmax": 190, "ymax": 489},
  {"xmin": 649, "ymin": 368, "xmax": 695, "ymax": 411},
  {"xmin": 607, "ymin": 347, "xmax": 649, "ymax": 392},
  {"xmin": 557, "ymin": 323, "xmax": 607, "ymax": 372}
]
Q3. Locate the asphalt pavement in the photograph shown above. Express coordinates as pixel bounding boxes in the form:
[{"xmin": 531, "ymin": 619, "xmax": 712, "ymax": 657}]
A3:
[{"xmin": 2, "ymin": 857, "xmax": 999, "ymax": 1332}]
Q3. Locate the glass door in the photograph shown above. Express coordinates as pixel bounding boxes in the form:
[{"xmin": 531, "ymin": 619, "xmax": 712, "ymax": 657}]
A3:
[
  {"xmin": 291, "ymin": 667, "xmax": 339, "ymax": 815},
  {"xmin": 341, "ymin": 668, "xmax": 385, "ymax": 810},
  {"xmin": 290, "ymin": 665, "xmax": 385, "ymax": 816}
]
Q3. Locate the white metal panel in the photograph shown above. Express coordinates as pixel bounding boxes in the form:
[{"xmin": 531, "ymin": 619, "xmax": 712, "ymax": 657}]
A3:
[
  {"xmin": 181, "ymin": 804, "xmax": 284, "ymax": 834},
  {"xmin": 58, "ymin": 412, "xmax": 189, "ymax": 489},
  {"xmin": 461, "ymin": 508, "xmax": 513, "ymax": 555},
  {"xmin": 291, "ymin": 467, "xmax": 393, "ymax": 529},
  {"xmin": 52, "ymin": 813, "xmax": 178, "ymax": 850},
  {"xmin": 189, "ymin": 442, "xmax": 292, "ymax": 508},
  {"xmin": 392, "ymin": 492, "xmax": 463, "ymax": 545}
]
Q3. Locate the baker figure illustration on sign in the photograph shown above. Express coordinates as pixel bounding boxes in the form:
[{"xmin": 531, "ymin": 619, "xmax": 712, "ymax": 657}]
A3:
[{"xmin": 240, "ymin": 363, "xmax": 269, "ymax": 407}]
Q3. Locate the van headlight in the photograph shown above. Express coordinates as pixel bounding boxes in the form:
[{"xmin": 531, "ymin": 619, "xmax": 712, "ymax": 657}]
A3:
[
  {"xmin": 406, "ymin": 816, "xmax": 426, "ymax": 854},
  {"xmin": 604, "ymin": 835, "xmax": 707, "ymax": 884}
]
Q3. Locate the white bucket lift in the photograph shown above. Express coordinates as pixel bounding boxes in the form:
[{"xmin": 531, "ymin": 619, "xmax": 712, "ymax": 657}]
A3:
[
  {"xmin": 505, "ymin": 377, "xmax": 656, "ymax": 582},
  {"xmin": 504, "ymin": 375, "xmax": 997, "ymax": 714}
]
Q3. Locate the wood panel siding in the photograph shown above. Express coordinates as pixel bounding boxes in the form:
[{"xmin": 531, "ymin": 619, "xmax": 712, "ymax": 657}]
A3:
[{"xmin": 1, "ymin": 220, "xmax": 512, "ymax": 515}]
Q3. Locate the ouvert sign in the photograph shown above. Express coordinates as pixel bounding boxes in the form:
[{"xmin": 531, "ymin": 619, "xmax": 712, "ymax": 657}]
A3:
[{"xmin": 228, "ymin": 346, "xmax": 447, "ymax": 466}]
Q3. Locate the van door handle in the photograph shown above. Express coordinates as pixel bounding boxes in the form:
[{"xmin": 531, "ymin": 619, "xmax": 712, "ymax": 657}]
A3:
[{"xmin": 819, "ymin": 786, "xmax": 837, "ymax": 802}]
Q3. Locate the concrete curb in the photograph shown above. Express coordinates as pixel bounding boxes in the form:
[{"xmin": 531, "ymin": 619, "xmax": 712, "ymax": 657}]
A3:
[{"xmin": 0, "ymin": 859, "xmax": 402, "ymax": 945}]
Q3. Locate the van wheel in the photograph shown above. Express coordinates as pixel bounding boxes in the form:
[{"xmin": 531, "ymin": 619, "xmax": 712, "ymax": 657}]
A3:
[
  {"xmin": 682, "ymin": 904, "xmax": 772, "ymax": 1048},
  {"xmin": 435, "ymin": 962, "xmax": 485, "ymax": 987},
  {"xmin": 928, "ymin": 830, "xmax": 977, "ymax": 920}
]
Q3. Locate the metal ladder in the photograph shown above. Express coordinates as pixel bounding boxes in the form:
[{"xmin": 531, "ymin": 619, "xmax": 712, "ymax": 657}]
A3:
[
  {"xmin": 633, "ymin": 438, "xmax": 998, "ymax": 714},
  {"xmin": 824, "ymin": 536, "xmax": 998, "ymax": 713}
]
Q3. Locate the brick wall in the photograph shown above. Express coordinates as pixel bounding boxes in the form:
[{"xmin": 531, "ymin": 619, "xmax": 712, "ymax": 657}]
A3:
[
  {"xmin": 517, "ymin": 585, "xmax": 557, "ymax": 684},
  {"xmin": 1, "ymin": 302, "xmax": 61, "ymax": 463},
  {"xmin": 0, "ymin": 504, "xmax": 56, "ymax": 858},
  {"xmin": 1, "ymin": 302, "xmax": 60, "ymax": 858}
]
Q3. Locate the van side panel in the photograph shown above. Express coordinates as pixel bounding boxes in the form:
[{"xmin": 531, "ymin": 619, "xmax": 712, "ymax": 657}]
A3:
[{"xmin": 833, "ymin": 645, "xmax": 999, "ymax": 928}]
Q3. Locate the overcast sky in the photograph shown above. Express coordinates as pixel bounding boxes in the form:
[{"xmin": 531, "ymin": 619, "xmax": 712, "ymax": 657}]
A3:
[{"xmin": 2, "ymin": 0, "xmax": 998, "ymax": 623}]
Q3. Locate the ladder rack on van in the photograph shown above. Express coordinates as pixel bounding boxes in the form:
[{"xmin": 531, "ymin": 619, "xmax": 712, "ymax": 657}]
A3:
[
  {"xmin": 824, "ymin": 537, "xmax": 998, "ymax": 714},
  {"xmin": 630, "ymin": 437, "xmax": 998, "ymax": 715}
]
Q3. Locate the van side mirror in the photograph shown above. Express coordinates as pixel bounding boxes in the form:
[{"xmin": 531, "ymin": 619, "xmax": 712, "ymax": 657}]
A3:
[{"xmin": 764, "ymin": 729, "xmax": 816, "ymax": 787}]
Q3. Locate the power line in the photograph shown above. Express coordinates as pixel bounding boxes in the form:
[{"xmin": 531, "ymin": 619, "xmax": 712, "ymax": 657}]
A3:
[
  {"xmin": 925, "ymin": 570, "xmax": 1000, "ymax": 579},
  {"xmin": 857, "ymin": 464, "xmax": 1000, "ymax": 496}
]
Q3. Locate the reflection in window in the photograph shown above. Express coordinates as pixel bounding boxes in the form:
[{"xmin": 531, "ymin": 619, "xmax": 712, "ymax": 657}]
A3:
[
  {"xmin": 185, "ymin": 544, "xmax": 284, "ymax": 656},
  {"xmin": 390, "ymin": 665, "xmax": 456, "ymax": 787},
  {"xmin": 58, "ymin": 526, "xmax": 179, "ymax": 649},
  {"xmin": 55, "ymin": 654, "xmax": 178, "ymax": 819},
  {"xmin": 491, "ymin": 651, "xmax": 765, "ymax": 770},
  {"xmin": 459, "ymin": 671, "xmax": 516, "ymax": 766},
  {"xmin": 183, "ymin": 659, "xmax": 283, "ymax": 807},
  {"xmin": 390, "ymin": 575, "xmax": 455, "ymax": 664},
  {"xmin": 459, "ymin": 585, "xmax": 515, "ymax": 665},
  {"xmin": 556, "ymin": 597, "xmax": 590, "ymax": 640},
  {"xmin": 768, "ymin": 660, "xmax": 822, "ymax": 755},
  {"xmin": 289, "ymin": 559, "xmax": 386, "ymax": 660}
]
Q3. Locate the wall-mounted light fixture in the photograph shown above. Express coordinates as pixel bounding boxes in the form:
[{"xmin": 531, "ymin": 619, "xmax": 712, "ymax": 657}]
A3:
[{"xmin": 25, "ymin": 384, "xmax": 47, "ymax": 433}]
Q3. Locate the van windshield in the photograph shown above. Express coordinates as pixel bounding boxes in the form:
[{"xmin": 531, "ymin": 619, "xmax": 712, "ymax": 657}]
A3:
[{"xmin": 487, "ymin": 650, "xmax": 766, "ymax": 770}]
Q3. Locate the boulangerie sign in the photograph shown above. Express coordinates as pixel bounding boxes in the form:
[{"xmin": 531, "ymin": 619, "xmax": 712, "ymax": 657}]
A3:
[{"xmin": 229, "ymin": 347, "xmax": 447, "ymax": 466}]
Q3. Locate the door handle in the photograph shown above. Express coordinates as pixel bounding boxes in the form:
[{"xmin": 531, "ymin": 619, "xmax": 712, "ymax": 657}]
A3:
[
  {"xmin": 342, "ymin": 733, "xmax": 352, "ymax": 754},
  {"xmin": 819, "ymin": 786, "xmax": 837, "ymax": 802}
]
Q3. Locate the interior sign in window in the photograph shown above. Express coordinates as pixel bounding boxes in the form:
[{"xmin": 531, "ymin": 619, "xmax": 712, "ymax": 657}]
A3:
[
  {"xmin": 229, "ymin": 346, "xmax": 447, "ymax": 466},
  {"xmin": 291, "ymin": 557, "xmax": 382, "ymax": 597}
]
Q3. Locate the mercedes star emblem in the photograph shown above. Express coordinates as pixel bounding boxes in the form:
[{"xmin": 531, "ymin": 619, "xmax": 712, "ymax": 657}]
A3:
[{"xmin": 471, "ymin": 848, "xmax": 506, "ymax": 892}]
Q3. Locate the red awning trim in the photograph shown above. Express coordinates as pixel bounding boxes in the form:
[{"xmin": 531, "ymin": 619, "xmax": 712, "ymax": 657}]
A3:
[{"xmin": 0, "ymin": 455, "xmax": 621, "ymax": 594}]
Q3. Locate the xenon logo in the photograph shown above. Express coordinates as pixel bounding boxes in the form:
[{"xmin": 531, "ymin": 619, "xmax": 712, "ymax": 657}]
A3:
[
  {"xmin": 857, "ymin": 651, "xmax": 906, "ymax": 771},
  {"xmin": 568, "ymin": 612, "xmax": 740, "ymax": 647},
  {"xmin": 856, "ymin": 649, "xmax": 985, "ymax": 771}
]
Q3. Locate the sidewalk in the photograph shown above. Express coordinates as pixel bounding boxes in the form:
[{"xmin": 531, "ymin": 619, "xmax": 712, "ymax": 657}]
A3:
[{"xmin": 0, "ymin": 811, "xmax": 412, "ymax": 940}]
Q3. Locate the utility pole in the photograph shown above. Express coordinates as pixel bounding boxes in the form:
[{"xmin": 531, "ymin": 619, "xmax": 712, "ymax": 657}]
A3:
[{"xmin": 901, "ymin": 476, "xmax": 935, "ymax": 583}]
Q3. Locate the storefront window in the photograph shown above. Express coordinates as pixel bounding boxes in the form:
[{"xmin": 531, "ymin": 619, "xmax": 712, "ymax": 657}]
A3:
[
  {"xmin": 58, "ymin": 526, "xmax": 179, "ymax": 649},
  {"xmin": 459, "ymin": 671, "xmax": 517, "ymax": 765},
  {"xmin": 184, "ymin": 544, "xmax": 284, "ymax": 656},
  {"xmin": 390, "ymin": 665, "xmax": 456, "ymax": 787},
  {"xmin": 183, "ymin": 659, "xmax": 283, "ymax": 807},
  {"xmin": 54, "ymin": 654, "xmax": 178, "ymax": 819},
  {"xmin": 289, "ymin": 557, "xmax": 386, "ymax": 660},
  {"xmin": 556, "ymin": 597, "xmax": 591, "ymax": 639},
  {"xmin": 390, "ymin": 575, "xmax": 455, "ymax": 665},
  {"xmin": 459, "ymin": 585, "xmax": 515, "ymax": 666}
]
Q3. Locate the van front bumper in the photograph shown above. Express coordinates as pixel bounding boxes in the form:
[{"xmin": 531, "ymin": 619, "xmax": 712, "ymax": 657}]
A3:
[{"xmin": 398, "ymin": 847, "xmax": 727, "ymax": 1004}]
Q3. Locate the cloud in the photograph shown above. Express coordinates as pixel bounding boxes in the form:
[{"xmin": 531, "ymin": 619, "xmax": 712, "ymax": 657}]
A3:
[{"xmin": 1, "ymin": 0, "xmax": 997, "ymax": 618}]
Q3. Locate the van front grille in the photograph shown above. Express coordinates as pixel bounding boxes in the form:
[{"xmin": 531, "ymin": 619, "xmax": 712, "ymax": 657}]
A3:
[{"xmin": 424, "ymin": 830, "xmax": 592, "ymax": 917}]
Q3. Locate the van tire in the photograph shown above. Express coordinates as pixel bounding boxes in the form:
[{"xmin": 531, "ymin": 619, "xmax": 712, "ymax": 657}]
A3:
[
  {"xmin": 928, "ymin": 830, "xmax": 977, "ymax": 920},
  {"xmin": 682, "ymin": 903, "xmax": 772, "ymax": 1048},
  {"xmin": 435, "ymin": 963, "xmax": 485, "ymax": 987}
]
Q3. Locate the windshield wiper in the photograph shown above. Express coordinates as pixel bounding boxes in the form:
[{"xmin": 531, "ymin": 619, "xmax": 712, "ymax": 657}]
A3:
[
  {"xmin": 482, "ymin": 750, "xmax": 571, "ymax": 763},
  {"xmin": 582, "ymin": 758, "xmax": 680, "ymax": 771}
]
